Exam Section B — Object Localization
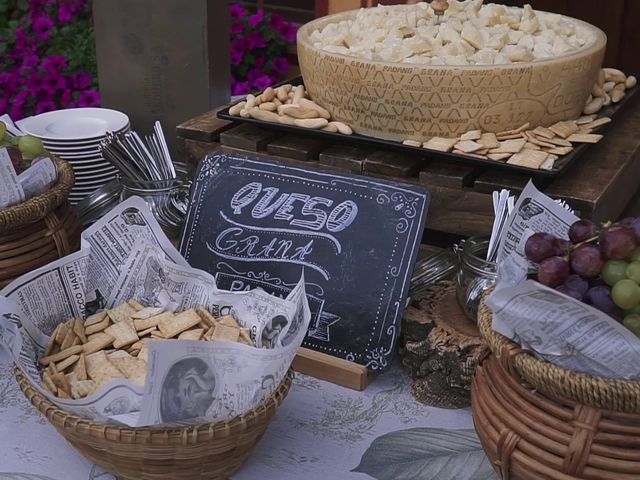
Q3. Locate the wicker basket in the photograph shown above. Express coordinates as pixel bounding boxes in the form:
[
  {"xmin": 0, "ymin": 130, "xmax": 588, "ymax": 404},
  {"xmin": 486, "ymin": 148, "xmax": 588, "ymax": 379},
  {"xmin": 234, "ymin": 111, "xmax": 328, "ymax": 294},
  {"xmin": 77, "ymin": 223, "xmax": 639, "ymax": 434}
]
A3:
[
  {"xmin": 473, "ymin": 296, "xmax": 640, "ymax": 479},
  {"xmin": 0, "ymin": 155, "xmax": 80, "ymax": 288},
  {"xmin": 15, "ymin": 366, "xmax": 294, "ymax": 480}
]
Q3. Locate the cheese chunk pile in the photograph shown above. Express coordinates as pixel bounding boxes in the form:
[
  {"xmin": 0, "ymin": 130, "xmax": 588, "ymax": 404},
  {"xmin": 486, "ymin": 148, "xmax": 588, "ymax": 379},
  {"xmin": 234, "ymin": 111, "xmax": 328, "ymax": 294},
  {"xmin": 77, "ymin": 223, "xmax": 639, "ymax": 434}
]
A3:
[{"xmin": 309, "ymin": 1, "xmax": 595, "ymax": 65}]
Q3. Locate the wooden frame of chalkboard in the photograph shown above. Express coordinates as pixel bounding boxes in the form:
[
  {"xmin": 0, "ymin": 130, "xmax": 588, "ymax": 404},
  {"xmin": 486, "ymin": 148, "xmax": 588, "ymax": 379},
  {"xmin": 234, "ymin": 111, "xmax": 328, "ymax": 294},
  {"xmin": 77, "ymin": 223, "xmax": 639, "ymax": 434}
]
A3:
[
  {"xmin": 217, "ymin": 76, "xmax": 639, "ymax": 178},
  {"xmin": 180, "ymin": 150, "xmax": 430, "ymax": 372}
]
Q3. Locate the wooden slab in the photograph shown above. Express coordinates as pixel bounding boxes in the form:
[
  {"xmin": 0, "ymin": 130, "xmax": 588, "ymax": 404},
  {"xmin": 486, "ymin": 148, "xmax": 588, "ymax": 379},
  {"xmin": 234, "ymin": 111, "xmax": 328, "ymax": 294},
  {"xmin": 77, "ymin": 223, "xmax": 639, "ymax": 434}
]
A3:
[
  {"xmin": 292, "ymin": 347, "xmax": 371, "ymax": 391},
  {"xmin": 318, "ymin": 144, "xmax": 369, "ymax": 173},
  {"xmin": 219, "ymin": 123, "xmax": 281, "ymax": 151},
  {"xmin": 266, "ymin": 134, "xmax": 325, "ymax": 161},
  {"xmin": 419, "ymin": 160, "xmax": 479, "ymax": 189},
  {"xmin": 363, "ymin": 150, "xmax": 421, "ymax": 178},
  {"xmin": 176, "ymin": 104, "xmax": 234, "ymax": 142}
]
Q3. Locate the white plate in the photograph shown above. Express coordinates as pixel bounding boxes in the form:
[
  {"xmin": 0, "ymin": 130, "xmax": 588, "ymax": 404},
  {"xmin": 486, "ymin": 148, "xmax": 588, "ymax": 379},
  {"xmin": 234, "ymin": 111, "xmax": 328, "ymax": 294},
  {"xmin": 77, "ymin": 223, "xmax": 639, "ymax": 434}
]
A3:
[
  {"xmin": 17, "ymin": 108, "xmax": 129, "ymax": 141},
  {"xmin": 66, "ymin": 156, "xmax": 111, "ymax": 165},
  {"xmin": 43, "ymin": 125, "xmax": 130, "ymax": 148},
  {"xmin": 75, "ymin": 170, "xmax": 118, "ymax": 181},
  {"xmin": 72, "ymin": 162, "xmax": 116, "ymax": 172},
  {"xmin": 51, "ymin": 150, "xmax": 103, "ymax": 160}
]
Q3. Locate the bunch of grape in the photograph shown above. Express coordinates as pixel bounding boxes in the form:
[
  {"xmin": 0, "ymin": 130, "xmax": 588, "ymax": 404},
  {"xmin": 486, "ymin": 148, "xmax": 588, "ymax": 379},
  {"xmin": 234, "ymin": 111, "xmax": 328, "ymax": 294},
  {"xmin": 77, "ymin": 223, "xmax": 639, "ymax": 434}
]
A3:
[
  {"xmin": 525, "ymin": 217, "xmax": 640, "ymax": 337},
  {"xmin": 0, "ymin": 121, "xmax": 46, "ymax": 173}
]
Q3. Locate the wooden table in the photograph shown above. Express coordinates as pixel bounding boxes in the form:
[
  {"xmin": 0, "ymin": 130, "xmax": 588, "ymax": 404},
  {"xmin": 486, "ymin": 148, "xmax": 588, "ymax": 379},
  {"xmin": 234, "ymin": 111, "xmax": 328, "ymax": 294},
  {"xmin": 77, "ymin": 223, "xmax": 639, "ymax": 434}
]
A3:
[{"xmin": 176, "ymin": 95, "xmax": 640, "ymax": 238}]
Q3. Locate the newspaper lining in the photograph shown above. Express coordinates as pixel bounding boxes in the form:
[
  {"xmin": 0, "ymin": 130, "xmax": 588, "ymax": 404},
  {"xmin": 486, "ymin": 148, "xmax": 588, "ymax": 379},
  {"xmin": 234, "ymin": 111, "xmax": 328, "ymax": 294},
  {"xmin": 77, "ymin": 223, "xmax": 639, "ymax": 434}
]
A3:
[
  {"xmin": 0, "ymin": 196, "xmax": 310, "ymax": 425},
  {"xmin": 0, "ymin": 147, "xmax": 25, "ymax": 208},
  {"xmin": 18, "ymin": 156, "xmax": 58, "ymax": 199}
]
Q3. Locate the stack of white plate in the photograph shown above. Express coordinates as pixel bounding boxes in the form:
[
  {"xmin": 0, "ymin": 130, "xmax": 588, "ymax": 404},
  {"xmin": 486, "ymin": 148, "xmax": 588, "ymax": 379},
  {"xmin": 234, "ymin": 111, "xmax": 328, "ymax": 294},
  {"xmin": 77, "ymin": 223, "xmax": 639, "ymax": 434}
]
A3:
[{"xmin": 17, "ymin": 108, "xmax": 130, "ymax": 204}]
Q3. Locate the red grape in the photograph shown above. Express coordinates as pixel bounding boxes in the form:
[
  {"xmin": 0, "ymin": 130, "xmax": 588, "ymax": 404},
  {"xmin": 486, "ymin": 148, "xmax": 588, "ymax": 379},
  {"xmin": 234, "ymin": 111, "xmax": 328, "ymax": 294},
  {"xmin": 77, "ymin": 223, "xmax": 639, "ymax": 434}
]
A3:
[
  {"xmin": 564, "ymin": 274, "xmax": 589, "ymax": 296},
  {"xmin": 620, "ymin": 217, "xmax": 640, "ymax": 243},
  {"xmin": 537, "ymin": 256, "xmax": 570, "ymax": 287},
  {"xmin": 569, "ymin": 219, "xmax": 597, "ymax": 243},
  {"xmin": 584, "ymin": 285, "xmax": 620, "ymax": 318},
  {"xmin": 570, "ymin": 244, "xmax": 604, "ymax": 279},
  {"xmin": 552, "ymin": 238, "xmax": 571, "ymax": 256},
  {"xmin": 599, "ymin": 226, "xmax": 637, "ymax": 259},
  {"xmin": 525, "ymin": 232, "xmax": 558, "ymax": 263},
  {"xmin": 556, "ymin": 285, "xmax": 582, "ymax": 300}
]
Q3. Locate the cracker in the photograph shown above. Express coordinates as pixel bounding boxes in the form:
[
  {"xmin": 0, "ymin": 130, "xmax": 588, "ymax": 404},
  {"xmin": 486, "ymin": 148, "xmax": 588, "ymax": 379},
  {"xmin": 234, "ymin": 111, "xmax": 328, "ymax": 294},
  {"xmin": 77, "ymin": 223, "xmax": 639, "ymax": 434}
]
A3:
[
  {"xmin": 54, "ymin": 322, "xmax": 69, "ymax": 344},
  {"xmin": 73, "ymin": 353, "xmax": 87, "ymax": 381},
  {"xmin": 60, "ymin": 327, "xmax": 77, "ymax": 350},
  {"xmin": 532, "ymin": 126, "xmax": 555, "ymax": 139},
  {"xmin": 131, "ymin": 307, "xmax": 164, "ymax": 319},
  {"xmin": 576, "ymin": 114, "xmax": 597, "ymax": 125},
  {"xmin": 544, "ymin": 136, "xmax": 572, "ymax": 147},
  {"xmin": 454, "ymin": 140, "xmax": 483, "ymax": 153},
  {"xmin": 460, "ymin": 130, "xmax": 482, "ymax": 141},
  {"xmin": 218, "ymin": 315, "xmax": 240, "ymax": 329},
  {"xmin": 85, "ymin": 315, "xmax": 110, "ymax": 335},
  {"xmin": 137, "ymin": 345, "xmax": 148, "ymax": 363},
  {"xmin": 134, "ymin": 311, "xmax": 174, "ymax": 331},
  {"xmin": 42, "ymin": 372, "xmax": 57, "ymax": 395},
  {"xmin": 40, "ymin": 345, "xmax": 84, "ymax": 365},
  {"xmin": 150, "ymin": 331, "xmax": 167, "ymax": 339},
  {"xmin": 65, "ymin": 371, "xmax": 78, "ymax": 386},
  {"xmin": 110, "ymin": 357, "xmax": 147, "ymax": 386},
  {"xmin": 178, "ymin": 328, "xmax": 204, "ymax": 341},
  {"xmin": 203, "ymin": 326, "xmax": 215, "ymax": 341},
  {"xmin": 452, "ymin": 150, "xmax": 487, "ymax": 159},
  {"xmin": 104, "ymin": 321, "xmax": 139, "ymax": 349},
  {"xmin": 72, "ymin": 317, "xmax": 87, "ymax": 343},
  {"xmin": 422, "ymin": 137, "xmax": 458, "ymax": 152},
  {"xmin": 523, "ymin": 133, "xmax": 555, "ymax": 149},
  {"xmin": 211, "ymin": 324, "xmax": 240, "ymax": 343},
  {"xmin": 129, "ymin": 339, "xmax": 150, "ymax": 351},
  {"xmin": 107, "ymin": 303, "xmax": 137, "ymax": 324},
  {"xmin": 497, "ymin": 122, "xmax": 530, "ymax": 136},
  {"xmin": 581, "ymin": 117, "xmax": 611, "ymax": 130},
  {"xmin": 567, "ymin": 133, "xmax": 603, "ymax": 144},
  {"xmin": 487, "ymin": 153, "xmax": 512, "ymax": 161},
  {"xmin": 137, "ymin": 326, "xmax": 158, "ymax": 337},
  {"xmin": 84, "ymin": 311, "xmax": 108, "ymax": 327},
  {"xmin": 70, "ymin": 379, "xmax": 96, "ymax": 399},
  {"xmin": 239, "ymin": 328, "xmax": 253, "ymax": 346},
  {"xmin": 540, "ymin": 154, "xmax": 557, "ymax": 171},
  {"xmin": 158, "ymin": 309, "xmax": 201, "ymax": 338},
  {"xmin": 196, "ymin": 308, "xmax": 218, "ymax": 328},
  {"xmin": 108, "ymin": 350, "xmax": 132, "ymax": 359},
  {"xmin": 549, "ymin": 120, "xmax": 578, "ymax": 139},
  {"xmin": 545, "ymin": 146, "xmax": 574, "ymax": 156},
  {"xmin": 495, "ymin": 133, "xmax": 524, "ymax": 141},
  {"xmin": 506, "ymin": 150, "xmax": 548, "ymax": 169},
  {"xmin": 127, "ymin": 299, "xmax": 145, "ymax": 311},
  {"xmin": 43, "ymin": 326, "xmax": 60, "ymax": 357},
  {"xmin": 478, "ymin": 132, "xmax": 499, "ymax": 149},
  {"xmin": 85, "ymin": 351, "xmax": 126, "ymax": 389},
  {"xmin": 523, "ymin": 142, "xmax": 541, "ymax": 150},
  {"xmin": 491, "ymin": 138, "xmax": 526, "ymax": 154},
  {"xmin": 83, "ymin": 333, "xmax": 115, "ymax": 355},
  {"xmin": 56, "ymin": 354, "xmax": 80, "ymax": 372},
  {"xmin": 51, "ymin": 372, "xmax": 71, "ymax": 397},
  {"xmin": 57, "ymin": 388, "xmax": 71, "ymax": 399}
]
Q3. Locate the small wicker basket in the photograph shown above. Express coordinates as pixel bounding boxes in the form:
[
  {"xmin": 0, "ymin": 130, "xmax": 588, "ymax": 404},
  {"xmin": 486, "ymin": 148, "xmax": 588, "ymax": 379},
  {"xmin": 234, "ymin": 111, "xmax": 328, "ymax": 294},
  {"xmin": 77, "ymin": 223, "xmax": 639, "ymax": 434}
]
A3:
[
  {"xmin": 15, "ymin": 366, "xmax": 294, "ymax": 480},
  {"xmin": 0, "ymin": 155, "xmax": 80, "ymax": 288},
  {"xmin": 473, "ymin": 295, "xmax": 640, "ymax": 479}
]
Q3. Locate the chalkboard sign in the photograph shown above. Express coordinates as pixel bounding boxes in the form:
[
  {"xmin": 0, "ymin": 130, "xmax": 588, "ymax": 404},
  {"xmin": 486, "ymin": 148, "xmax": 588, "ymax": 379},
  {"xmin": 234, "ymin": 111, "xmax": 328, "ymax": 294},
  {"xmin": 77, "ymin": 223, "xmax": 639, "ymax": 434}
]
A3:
[{"xmin": 180, "ymin": 150, "xmax": 430, "ymax": 372}]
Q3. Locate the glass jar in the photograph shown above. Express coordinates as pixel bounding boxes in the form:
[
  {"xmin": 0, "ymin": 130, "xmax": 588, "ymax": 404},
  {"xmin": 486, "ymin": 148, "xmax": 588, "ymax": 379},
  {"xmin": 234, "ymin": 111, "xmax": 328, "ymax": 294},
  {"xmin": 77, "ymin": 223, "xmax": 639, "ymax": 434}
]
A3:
[
  {"xmin": 120, "ymin": 176, "xmax": 190, "ymax": 238},
  {"xmin": 455, "ymin": 236, "xmax": 498, "ymax": 322}
]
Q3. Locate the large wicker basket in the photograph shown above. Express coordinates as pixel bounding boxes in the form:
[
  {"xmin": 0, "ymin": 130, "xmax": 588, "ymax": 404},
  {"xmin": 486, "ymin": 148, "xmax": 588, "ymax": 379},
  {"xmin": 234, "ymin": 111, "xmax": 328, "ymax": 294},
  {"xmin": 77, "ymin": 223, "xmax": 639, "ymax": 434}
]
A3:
[
  {"xmin": 0, "ymin": 155, "xmax": 80, "ymax": 288},
  {"xmin": 473, "ymin": 296, "xmax": 640, "ymax": 479},
  {"xmin": 15, "ymin": 366, "xmax": 294, "ymax": 480}
]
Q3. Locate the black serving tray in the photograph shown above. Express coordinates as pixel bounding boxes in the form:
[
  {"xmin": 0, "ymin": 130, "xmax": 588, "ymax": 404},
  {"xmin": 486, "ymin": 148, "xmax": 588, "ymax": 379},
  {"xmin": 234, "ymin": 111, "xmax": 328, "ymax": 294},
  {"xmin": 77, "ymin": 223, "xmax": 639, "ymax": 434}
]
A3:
[{"xmin": 218, "ymin": 76, "xmax": 638, "ymax": 178}]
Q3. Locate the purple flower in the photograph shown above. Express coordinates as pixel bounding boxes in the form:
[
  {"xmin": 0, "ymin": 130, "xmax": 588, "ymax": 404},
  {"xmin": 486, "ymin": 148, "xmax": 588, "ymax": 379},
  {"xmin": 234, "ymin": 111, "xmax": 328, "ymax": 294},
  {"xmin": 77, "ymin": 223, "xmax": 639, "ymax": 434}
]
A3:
[
  {"xmin": 230, "ymin": 21, "xmax": 243, "ymax": 35},
  {"xmin": 230, "ymin": 4, "xmax": 246, "ymax": 20},
  {"xmin": 60, "ymin": 89, "xmax": 73, "ymax": 107},
  {"xmin": 58, "ymin": 2, "xmax": 78, "ymax": 23},
  {"xmin": 42, "ymin": 73, "xmax": 67, "ymax": 93},
  {"xmin": 28, "ymin": 0, "xmax": 47, "ymax": 10},
  {"xmin": 246, "ymin": 31, "xmax": 266, "ymax": 50},
  {"xmin": 247, "ymin": 68, "xmax": 264, "ymax": 84},
  {"xmin": 71, "ymin": 71, "xmax": 92, "ymax": 90},
  {"xmin": 269, "ymin": 13, "xmax": 285, "ymax": 31},
  {"xmin": 231, "ymin": 49, "xmax": 243, "ymax": 66},
  {"xmin": 271, "ymin": 56, "xmax": 289, "ymax": 75},
  {"xmin": 252, "ymin": 74, "xmax": 272, "ymax": 91},
  {"xmin": 35, "ymin": 100, "xmax": 57, "ymax": 114},
  {"xmin": 248, "ymin": 9, "xmax": 264, "ymax": 27},
  {"xmin": 255, "ymin": 56, "xmax": 265, "ymax": 68},
  {"xmin": 33, "ymin": 16, "xmax": 54, "ymax": 41},
  {"xmin": 10, "ymin": 103, "xmax": 24, "ymax": 121},
  {"xmin": 232, "ymin": 81, "xmax": 251, "ymax": 96},
  {"xmin": 41, "ymin": 55, "xmax": 67, "ymax": 72},
  {"xmin": 77, "ymin": 89, "xmax": 100, "ymax": 107},
  {"xmin": 22, "ymin": 54, "xmax": 40, "ymax": 69},
  {"xmin": 279, "ymin": 23, "xmax": 297, "ymax": 43}
]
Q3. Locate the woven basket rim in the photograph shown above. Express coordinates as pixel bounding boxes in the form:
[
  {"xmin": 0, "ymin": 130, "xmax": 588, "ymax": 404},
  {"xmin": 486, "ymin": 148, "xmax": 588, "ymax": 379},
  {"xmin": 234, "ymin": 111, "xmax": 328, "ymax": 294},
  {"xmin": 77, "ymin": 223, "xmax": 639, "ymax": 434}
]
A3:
[
  {"xmin": 15, "ymin": 365, "xmax": 294, "ymax": 440},
  {"xmin": 0, "ymin": 154, "xmax": 75, "ymax": 230},
  {"xmin": 478, "ymin": 290, "xmax": 640, "ymax": 413}
]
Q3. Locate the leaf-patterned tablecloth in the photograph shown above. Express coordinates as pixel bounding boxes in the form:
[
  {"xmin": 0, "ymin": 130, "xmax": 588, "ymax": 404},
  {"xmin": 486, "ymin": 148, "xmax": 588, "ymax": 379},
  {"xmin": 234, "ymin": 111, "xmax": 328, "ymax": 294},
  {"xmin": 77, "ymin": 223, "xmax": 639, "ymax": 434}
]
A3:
[{"xmin": 0, "ymin": 356, "xmax": 497, "ymax": 480}]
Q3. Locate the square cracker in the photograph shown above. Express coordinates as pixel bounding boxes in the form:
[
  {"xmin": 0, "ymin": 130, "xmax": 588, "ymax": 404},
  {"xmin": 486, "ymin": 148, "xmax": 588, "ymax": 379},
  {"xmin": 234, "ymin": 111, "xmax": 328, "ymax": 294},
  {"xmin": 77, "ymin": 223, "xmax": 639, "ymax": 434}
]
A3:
[
  {"xmin": 132, "ymin": 307, "xmax": 164, "ymax": 319},
  {"xmin": 85, "ymin": 315, "xmax": 110, "ymax": 336},
  {"xmin": 107, "ymin": 303, "xmax": 137, "ymax": 324},
  {"xmin": 211, "ymin": 324, "xmax": 240, "ymax": 343},
  {"xmin": 491, "ymin": 138, "xmax": 526, "ymax": 154},
  {"xmin": 218, "ymin": 315, "xmax": 240, "ymax": 329},
  {"xmin": 134, "ymin": 311, "xmax": 174, "ymax": 331},
  {"xmin": 84, "ymin": 311, "xmax": 108, "ymax": 327},
  {"xmin": 506, "ymin": 150, "xmax": 548, "ymax": 169},
  {"xmin": 70, "ymin": 379, "xmax": 96, "ymax": 399},
  {"xmin": 158, "ymin": 309, "xmax": 201, "ymax": 338},
  {"xmin": 85, "ymin": 351, "xmax": 126, "ymax": 389},
  {"xmin": 478, "ymin": 132, "xmax": 499, "ymax": 149},
  {"xmin": 105, "ymin": 321, "xmax": 139, "ymax": 349},
  {"xmin": 110, "ymin": 357, "xmax": 147, "ymax": 386},
  {"xmin": 196, "ymin": 308, "xmax": 218, "ymax": 328},
  {"xmin": 178, "ymin": 328, "xmax": 204, "ymax": 341},
  {"xmin": 422, "ymin": 137, "xmax": 457, "ymax": 153},
  {"xmin": 83, "ymin": 332, "xmax": 115, "ymax": 355}
]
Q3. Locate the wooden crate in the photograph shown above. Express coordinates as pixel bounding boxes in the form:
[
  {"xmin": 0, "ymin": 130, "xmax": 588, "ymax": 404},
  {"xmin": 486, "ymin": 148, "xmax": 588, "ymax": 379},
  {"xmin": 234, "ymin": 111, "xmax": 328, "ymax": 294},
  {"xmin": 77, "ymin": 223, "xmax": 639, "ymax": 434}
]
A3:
[{"xmin": 176, "ymin": 97, "xmax": 640, "ymax": 237}]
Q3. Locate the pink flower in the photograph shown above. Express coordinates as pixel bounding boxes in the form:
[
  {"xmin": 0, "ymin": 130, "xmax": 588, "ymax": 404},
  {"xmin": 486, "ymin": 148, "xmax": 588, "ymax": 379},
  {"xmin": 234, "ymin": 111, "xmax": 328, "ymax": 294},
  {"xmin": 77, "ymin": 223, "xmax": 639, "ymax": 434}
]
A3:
[
  {"xmin": 35, "ymin": 100, "xmax": 57, "ymax": 114},
  {"xmin": 271, "ymin": 56, "xmax": 289, "ymax": 75},
  {"xmin": 77, "ymin": 89, "xmax": 100, "ymax": 107},
  {"xmin": 248, "ymin": 9, "xmax": 264, "ymax": 28},
  {"xmin": 33, "ymin": 16, "xmax": 54, "ymax": 41},
  {"xmin": 232, "ymin": 81, "xmax": 251, "ymax": 96},
  {"xmin": 230, "ymin": 4, "xmax": 246, "ymax": 20},
  {"xmin": 71, "ymin": 71, "xmax": 92, "ymax": 89}
]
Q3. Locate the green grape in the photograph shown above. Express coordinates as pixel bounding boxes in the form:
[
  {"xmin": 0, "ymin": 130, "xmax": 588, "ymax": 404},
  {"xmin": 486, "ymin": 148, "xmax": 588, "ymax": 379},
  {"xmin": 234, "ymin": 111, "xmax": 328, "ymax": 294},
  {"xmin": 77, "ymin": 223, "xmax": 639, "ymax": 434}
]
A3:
[
  {"xmin": 627, "ymin": 261, "xmax": 640, "ymax": 284},
  {"xmin": 623, "ymin": 314, "xmax": 640, "ymax": 337},
  {"xmin": 631, "ymin": 247, "xmax": 640, "ymax": 263},
  {"xmin": 612, "ymin": 279, "xmax": 640, "ymax": 310},
  {"xmin": 602, "ymin": 260, "xmax": 629, "ymax": 287},
  {"xmin": 17, "ymin": 135, "xmax": 45, "ymax": 159},
  {"xmin": 625, "ymin": 305, "xmax": 640, "ymax": 316},
  {"xmin": 0, "ymin": 121, "xmax": 6, "ymax": 141}
]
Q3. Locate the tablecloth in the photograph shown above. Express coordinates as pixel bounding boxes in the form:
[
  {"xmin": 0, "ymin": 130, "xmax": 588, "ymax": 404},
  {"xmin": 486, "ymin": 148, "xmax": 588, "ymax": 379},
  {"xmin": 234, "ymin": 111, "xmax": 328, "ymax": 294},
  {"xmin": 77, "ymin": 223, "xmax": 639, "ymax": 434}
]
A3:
[{"xmin": 0, "ymin": 358, "xmax": 497, "ymax": 480}]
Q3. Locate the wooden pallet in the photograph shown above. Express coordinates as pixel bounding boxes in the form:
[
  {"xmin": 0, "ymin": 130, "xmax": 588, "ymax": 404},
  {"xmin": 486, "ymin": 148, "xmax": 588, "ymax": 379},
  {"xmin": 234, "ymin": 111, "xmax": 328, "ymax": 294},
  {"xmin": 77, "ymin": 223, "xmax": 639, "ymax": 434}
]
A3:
[{"xmin": 176, "ymin": 96, "xmax": 640, "ymax": 237}]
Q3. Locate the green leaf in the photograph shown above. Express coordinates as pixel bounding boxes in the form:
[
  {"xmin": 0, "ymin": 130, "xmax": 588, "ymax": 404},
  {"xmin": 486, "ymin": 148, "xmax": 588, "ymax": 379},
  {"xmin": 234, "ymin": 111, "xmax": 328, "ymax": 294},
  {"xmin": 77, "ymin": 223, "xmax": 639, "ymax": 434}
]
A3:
[{"xmin": 352, "ymin": 428, "xmax": 497, "ymax": 480}]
